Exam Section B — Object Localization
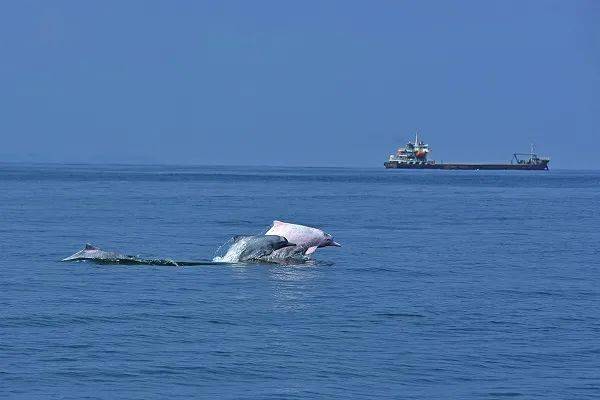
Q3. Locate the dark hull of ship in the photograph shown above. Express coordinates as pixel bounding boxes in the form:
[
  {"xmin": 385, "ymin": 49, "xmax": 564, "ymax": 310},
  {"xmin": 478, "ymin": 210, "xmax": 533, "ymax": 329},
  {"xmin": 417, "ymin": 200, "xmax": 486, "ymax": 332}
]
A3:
[{"xmin": 384, "ymin": 161, "xmax": 549, "ymax": 170}]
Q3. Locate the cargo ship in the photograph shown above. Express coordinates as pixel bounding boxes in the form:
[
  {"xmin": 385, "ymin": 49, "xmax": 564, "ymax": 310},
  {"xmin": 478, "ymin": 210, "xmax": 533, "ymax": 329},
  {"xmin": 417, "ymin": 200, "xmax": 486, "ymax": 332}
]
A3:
[{"xmin": 384, "ymin": 134, "xmax": 550, "ymax": 170}]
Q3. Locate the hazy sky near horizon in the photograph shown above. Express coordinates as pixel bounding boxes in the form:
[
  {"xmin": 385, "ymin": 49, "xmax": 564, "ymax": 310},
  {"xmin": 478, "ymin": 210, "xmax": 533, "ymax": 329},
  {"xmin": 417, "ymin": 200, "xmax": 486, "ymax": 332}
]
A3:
[{"xmin": 1, "ymin": 1, "xmax": 598, "ymax": 168}]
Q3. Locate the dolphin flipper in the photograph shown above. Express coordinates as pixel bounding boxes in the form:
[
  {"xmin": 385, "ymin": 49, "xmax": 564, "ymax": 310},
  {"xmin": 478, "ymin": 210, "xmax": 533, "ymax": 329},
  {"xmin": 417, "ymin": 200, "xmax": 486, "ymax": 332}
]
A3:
[{"xmin": 305, "ymin": 246, "xmax": 319, "ymax": 255}]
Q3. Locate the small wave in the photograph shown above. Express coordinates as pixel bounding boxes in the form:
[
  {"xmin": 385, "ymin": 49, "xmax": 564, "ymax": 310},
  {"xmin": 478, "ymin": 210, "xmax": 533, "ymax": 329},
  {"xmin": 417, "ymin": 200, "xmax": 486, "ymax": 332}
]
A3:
[
  {"xmin": 207, "ymin": 319, "xmax": 238, "ymax": 326},
  {"xmin": 374, "ymin": 312, "xmax": 426, "ymax": 318}
]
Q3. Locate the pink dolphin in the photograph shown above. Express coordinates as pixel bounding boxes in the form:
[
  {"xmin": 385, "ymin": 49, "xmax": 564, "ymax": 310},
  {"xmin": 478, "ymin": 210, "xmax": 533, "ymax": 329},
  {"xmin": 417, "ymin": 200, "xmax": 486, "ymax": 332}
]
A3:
[{"xmin": 265, "ymin": 220, "xmax": 341, "ymax": 256}]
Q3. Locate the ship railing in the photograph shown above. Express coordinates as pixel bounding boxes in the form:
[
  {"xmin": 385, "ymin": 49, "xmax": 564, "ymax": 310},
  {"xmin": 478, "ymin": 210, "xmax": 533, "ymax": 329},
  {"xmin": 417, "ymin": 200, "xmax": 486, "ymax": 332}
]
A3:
[{"xmin": 513, "ymin": 152, "xmax": 550, "ymax": 164}]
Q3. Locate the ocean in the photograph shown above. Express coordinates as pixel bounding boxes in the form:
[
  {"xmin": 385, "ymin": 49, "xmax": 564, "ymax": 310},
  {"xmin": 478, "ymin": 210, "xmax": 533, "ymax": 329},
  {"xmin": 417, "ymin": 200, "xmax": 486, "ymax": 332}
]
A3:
[{"xmin": 1, "ymin": 164, "xmax": 599, "ymax": 399}]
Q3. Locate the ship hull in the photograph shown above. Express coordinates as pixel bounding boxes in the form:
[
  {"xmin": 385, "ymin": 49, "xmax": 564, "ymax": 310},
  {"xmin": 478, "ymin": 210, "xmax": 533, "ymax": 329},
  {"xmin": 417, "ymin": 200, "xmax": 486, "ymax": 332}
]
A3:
[{"xmin": 384, "ymin": 161, "xmax": 549, "ymax": 170}]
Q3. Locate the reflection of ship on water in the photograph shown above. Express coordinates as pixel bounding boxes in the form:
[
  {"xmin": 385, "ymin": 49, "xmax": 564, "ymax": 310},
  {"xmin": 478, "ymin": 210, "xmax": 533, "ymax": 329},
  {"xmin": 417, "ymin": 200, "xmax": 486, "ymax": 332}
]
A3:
[{"xmin": 384, "ymin": 133, "xmax": 550, "ymax": 170}]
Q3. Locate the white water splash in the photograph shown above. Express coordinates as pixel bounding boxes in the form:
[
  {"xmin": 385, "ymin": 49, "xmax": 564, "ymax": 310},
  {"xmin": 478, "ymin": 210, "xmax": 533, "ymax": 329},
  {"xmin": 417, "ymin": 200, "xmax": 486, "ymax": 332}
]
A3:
[{"xmin": 212, "ymin": 239, "xmax": 247, "ymax": 263}]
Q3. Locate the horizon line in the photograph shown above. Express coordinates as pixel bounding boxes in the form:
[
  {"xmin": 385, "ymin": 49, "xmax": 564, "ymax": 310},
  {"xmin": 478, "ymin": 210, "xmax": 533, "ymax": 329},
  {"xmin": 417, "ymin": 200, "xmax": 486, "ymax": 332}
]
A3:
[{"xmin": 0, "ymin": 160, "xmax": 596, "ymax": 171}]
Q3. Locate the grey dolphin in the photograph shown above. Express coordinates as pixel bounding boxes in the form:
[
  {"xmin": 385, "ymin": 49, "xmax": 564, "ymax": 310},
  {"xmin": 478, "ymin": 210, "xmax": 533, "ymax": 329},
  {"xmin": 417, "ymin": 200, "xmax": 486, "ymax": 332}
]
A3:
[
  {"xmin": 256, "ymin": 244, "xmax": 311, "ymax": 263},
  {"xmin": 216, "ymin": 235, "xmax": 295, "ymax": 263},
  {"xmin": 62, "ymin": 244, "xmax": 134, "ymax": 262},
  {"xmin": 62, "ymin": 244, "xmax": 186, "ymax": 266}
]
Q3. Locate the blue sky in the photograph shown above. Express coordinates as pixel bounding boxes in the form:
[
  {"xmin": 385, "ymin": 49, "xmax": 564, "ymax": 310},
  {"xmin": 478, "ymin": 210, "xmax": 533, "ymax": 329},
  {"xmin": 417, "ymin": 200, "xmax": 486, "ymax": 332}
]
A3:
[{"xmin": 1, "ymin": 1, "xmax": 598, "ymax": 168}]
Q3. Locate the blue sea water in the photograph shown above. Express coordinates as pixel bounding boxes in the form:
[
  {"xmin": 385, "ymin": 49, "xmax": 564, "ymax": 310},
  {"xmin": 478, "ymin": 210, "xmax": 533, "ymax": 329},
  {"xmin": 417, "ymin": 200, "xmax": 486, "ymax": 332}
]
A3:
[{"xmin": 1, "ymin": 164, "xmax": 599, "ymax": 399}]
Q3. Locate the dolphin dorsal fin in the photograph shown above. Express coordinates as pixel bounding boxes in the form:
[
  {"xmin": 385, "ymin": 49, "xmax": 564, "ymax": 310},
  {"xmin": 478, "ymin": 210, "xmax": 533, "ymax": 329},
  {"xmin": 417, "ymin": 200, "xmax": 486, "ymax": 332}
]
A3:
[{"xmin": 84, "ymin": 243, "xmax": 98, "ymax": 250}]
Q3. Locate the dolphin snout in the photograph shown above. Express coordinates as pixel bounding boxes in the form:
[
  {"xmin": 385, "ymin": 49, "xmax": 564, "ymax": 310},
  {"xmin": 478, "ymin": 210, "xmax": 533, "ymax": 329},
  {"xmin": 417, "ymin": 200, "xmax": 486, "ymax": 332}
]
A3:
[
  {"xmin": 284, "ymin": 242, "xmax": 296, "ymax": 247},
  {"xmin": 332, "ymin": 241, "xmax": 342, "ymax": 247}
]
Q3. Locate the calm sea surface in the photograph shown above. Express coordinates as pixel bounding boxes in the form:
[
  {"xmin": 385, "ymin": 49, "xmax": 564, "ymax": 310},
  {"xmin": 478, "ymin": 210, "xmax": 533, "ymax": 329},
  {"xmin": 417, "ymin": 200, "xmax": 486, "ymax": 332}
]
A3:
[{"xmin": 1, "ymin": 164, "xmax": 599, "ymax": 399}]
